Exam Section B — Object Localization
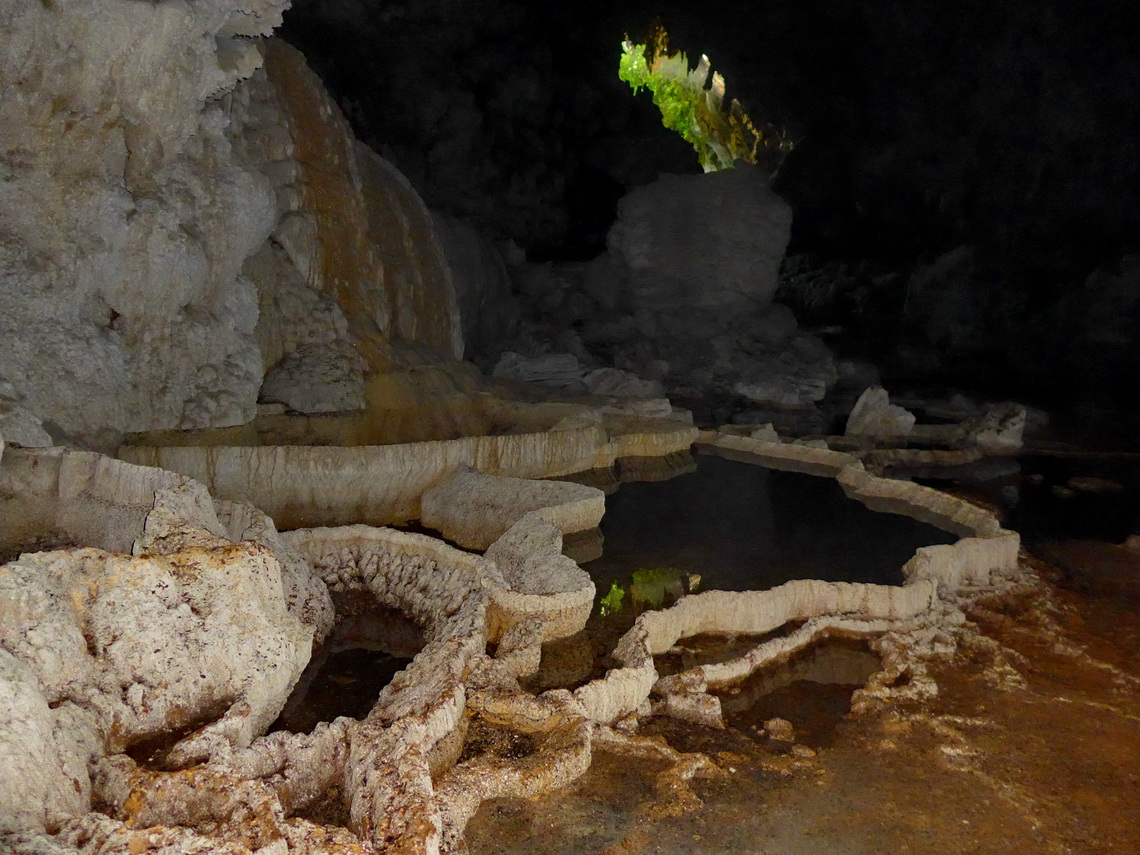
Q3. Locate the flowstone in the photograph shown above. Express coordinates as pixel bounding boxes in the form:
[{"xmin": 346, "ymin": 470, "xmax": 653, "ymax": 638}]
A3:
[{"xmin": 0, "ymin": 428, "xmax": 1024, "ymax": 853}]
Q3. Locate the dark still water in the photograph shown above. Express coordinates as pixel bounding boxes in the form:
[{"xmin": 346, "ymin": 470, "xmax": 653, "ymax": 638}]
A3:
[{"xmin": 579, "ymin": 454, "xmax": 957, "ymax": 599}]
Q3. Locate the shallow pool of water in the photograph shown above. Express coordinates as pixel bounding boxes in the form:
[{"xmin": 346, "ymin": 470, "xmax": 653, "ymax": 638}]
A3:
[
  {"xmin": 271, "ymin": 647, "xmax": 413, "ymax": 734},
  {"xmin": 578, "ymin": 454, "xmax": 957, "ymax": 600},
  {"xmin": 714, "ymin": 637, "xmax": 881, "ymax": 749}
]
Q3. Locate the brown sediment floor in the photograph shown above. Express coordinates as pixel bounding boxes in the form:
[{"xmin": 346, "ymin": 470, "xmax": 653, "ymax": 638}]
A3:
[{"xmin": 467, "ymin": 551, "xmax": 1140, "ymax": 855}]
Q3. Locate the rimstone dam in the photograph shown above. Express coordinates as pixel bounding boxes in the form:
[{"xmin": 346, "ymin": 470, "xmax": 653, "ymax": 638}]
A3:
[{"xmin": 2, "ymin": 2, "xmax": 1139, "ymax": 854}]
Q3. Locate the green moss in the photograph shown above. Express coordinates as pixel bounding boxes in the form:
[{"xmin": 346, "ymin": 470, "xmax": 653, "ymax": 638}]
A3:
[{"xmin": 618, "ymin": 24, "xmax": 793, "ymax": 174}]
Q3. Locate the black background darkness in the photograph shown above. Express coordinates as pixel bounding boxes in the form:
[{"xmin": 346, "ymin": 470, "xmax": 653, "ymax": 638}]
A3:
[{"xmin": 280, "ymin": 0, "xmax": 1140, "ymax": 424}]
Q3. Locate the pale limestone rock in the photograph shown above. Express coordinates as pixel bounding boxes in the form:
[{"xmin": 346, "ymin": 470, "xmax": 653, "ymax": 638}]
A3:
[
  {"xmin": 121, "ymin": 423, "xmax": 605, "ymax": 528},
  {"xmin": 639, "ymin": 582, "xmax": 938, "ymax": 661},
  {"xmin": 0, "ymin": 446, "xmax": 217, "ymax": 557},
  {"xmin": 845, "ymin": 386, "xmax": 917, "ymax": 440},
  {"xmin": 215, "ymin": 501, "xmax": 336, "ymax": 643},
  {"xmin": 119, "ymin": 415, "xmax": 697, "ymax": 530},
  {"xmin": 420, "ymin": 466, "xmax": 605, "ymax": 550},
  {"xmin": 1, "ymin": 541, "xmax": 312, "ymax": 767},
  {"xmin": 434, "ymin": 690, "xmax": 593, "ymax": 850},
  {"xmin": 493, "ymin": 351, "xmax": 585, "ymax": 389},
  {"xmin": 962, "ymin": 402, "xmax": 1026, "ymax": 454},
  {"xmin": 56, "ymin": 811, "xmax": 260, "ymax": 854},
  {"xmin": 598, "ymin": 414, "xmax": 700, "ymax": 466},
  {"xmin": 259, "ymin": 41, "xmax": 463, "ymax": 362},
  {"xmin": 258, "ymin": 342, "xmax": 366, "ymax": 413},
  {"xmin": 657, "ymin": 615, "xmax": 894, "ymax": 700},
  {"xmin": 73, "ymin": 517, "xmax": 509, "ymax": 854},
  {"xmin": 5, "ymin": 430, "xmax": 1027, "ymax": 850},
  {"xmin": 572, "ymin": 571, "xmax": 944, "ymax": 728},
  {"xmin": 836, "ymin": 466, "xmax": 1005, "ymax": 538},
  {"xmin": 662, "ymin": 691, "xmax": 725, "ymax": 729},
  {"xmin": 483, "ymin": 513, "xmax": 596, "ymax": 641},
  {"xmin": 750, "ymin": 423, "xmax": 781, "ymax": 442},
  {"xmin": 0, "ymin": 447, "xmax": 325, "ymax": 838},
  {"xmin": 0, "ymin": 830, "xmax": 79, "ymax": 854},
  {"xmin": 242, "ymin": 240, "xmax": 359, "ymax": 383},
  {"xmin": 793, "ymin": 438, "xmax": 831, "ymax": 449},
  {"xmin": 0, "ymin": 399, "xmax": 53, "ymax": 448},
  {"xmin": 902, "ymin": 534, "xmax": 1021, "ymax": 590},
  {"xmin": 278, "ymin": 525, "xmax": 489, "ymax": 851},
  {"xmin": 357, "ymin": 143, "xmax": 464, "ymax": 359},
  {"xmin": 765, "ymin": 718, "xmax": 796, "ymax": 742},
  {"xmin": 608, "ymin": 165, "xmax": 792, "ymax": 315},
  {"xmin": 731, "ymin": 375, "xmax": 828, "ymax": 408},
  {"xmin": 699, "ymin": 431, "xmax": 864, "ymax": 477},
  {"xmin": 598, "ymin": 397, "xmax": 677, "ymax": 419},
  {"xmin": 695, "ymin": 434, "xmax": 1020, "ymax": 590},
  {"xmin": 583, "ymin": 367, "xmax": 665, "ymax": 399},
  {"xmin": 0, "ymin": 0, "xmax": 286, "ymax": 439},
  {"xmin": 0, "ymin": 651, "xmax": 93, "ymax": 834}
]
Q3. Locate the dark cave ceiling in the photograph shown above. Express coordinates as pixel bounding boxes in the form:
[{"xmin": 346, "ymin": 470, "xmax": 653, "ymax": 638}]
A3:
[{"xmin": 281, "ymin": 0, "xmax": 1140, "ymax": 283}]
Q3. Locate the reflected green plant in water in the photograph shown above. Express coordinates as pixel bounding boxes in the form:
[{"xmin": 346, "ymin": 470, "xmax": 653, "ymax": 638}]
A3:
[
  {"xmin": 630, "ymin": 566, "xmax": 686, "ymax": 607},
  {"xmin": 599, "ymin": 580, "xmax": 626, "ymax": 616},
  {"xmin": 599, "ymin": 567, "xmax": 698, "ymax": 616}
]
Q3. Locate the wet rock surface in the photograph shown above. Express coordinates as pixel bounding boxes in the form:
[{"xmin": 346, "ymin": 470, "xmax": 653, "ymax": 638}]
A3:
[
  {"xmin": 468, "ymin": 560, "xmax": 1140, "ymax": 855},
  {"xmin": 3, "ymin": 433, "xmax": 1137, "ymax": 853}
]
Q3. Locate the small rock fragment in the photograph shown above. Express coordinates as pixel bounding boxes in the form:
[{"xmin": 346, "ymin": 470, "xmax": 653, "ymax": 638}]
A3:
[{"xmin": 764, "ymin": 717, "xmax": 796, "ymax": 743}]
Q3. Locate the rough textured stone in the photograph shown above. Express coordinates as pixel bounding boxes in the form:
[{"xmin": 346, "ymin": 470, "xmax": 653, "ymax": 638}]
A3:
[
  {"xmin": 607, "ymin": 165, "xmax": 792, "ymax": 316},
  {"xmin": 699, "ymin": 431, "xmax": 864, "ymax": 477},
  {"xmin": 584, "ymin": 367, "xmax": 665, "ymax": 399},
  {"xmin": 1, "ymin": 540, "xmax": 313, "ymax": 764},
  {"xmin": 493, "ymin": 351, "xmax": 586, "ymax": 389},
  {"xmin": 0, "ymin": 0, "xmax": 287, "ymax": 439},
  {"xmin": 257, "ymin": 342, "xmax": 366, "ymax": 414},
  {"xmin": 119, "ymin": 413, "xmax": 697, "ymax": 530},
  {"xmin": 0, "ymin": 446, "xmax": 218, "ymax": 557},
  {"xmin": 0, "ymin": 651, "xmax": 93, "ymax": 834},
  {"xmin": 0, "ymin": 400, "xmax": 53, "ymax": 449},
  {"xmin": 421, "ymin": 466, "xmax": 605, "ymax": 550},
  {"xmin": 483, "ymin": 513, "xmax": 596, "ymax": 641},
  {"xmin": 845, "ymin": 386, "xmax": 917, "ymax": 440},
  {"xmin": 961, "ymin": 402, "xmax": 1026, "ymax": 454},
  {"xmin": 242, "ymin": 239, "xmax": 365, "ymax": 411},
  {"xmin": 0, "ymin": 456, "xmax": 322, "ymax": 836},
  {"xmin": 260, "ymin": 40, "xmax": 464, "ymax": 363},
  {"xmin": 215, "ymin": 500, "xmax": 337, "ymax": 644},
  {"xmin": 1, "ymin": 18, "xmax": 482, "ymax": 441},
  {"xmin": 765, "ymin": 717, "xmax": 797, "ymax": 742}
]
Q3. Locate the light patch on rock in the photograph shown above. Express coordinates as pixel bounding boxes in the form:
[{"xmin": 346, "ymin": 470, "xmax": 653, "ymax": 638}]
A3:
[
  {"xmin": 962, "ymin": 402, "xmax": 1026, "ymax": 454},
  {"xmin": 845, "ymin": 386, "xmax": 917, "ymax": 441},
  {"xmin": 421, "ymin": 466, "xmax": 605, "ymax": 550}
]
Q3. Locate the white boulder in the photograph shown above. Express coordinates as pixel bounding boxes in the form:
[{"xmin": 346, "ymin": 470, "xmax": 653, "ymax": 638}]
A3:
[{"xmin": 845, "ymin": 386, "xmax": 916, "ymax": 441}]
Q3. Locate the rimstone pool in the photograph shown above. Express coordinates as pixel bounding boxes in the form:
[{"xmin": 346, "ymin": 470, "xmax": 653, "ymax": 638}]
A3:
[
  {"xmin": 270, "ymin": 451, "xmax": 958, "ymax": 737},
  {"xmin": 575, "ymin": 452, "xmax": 958, "ymax": 604}
]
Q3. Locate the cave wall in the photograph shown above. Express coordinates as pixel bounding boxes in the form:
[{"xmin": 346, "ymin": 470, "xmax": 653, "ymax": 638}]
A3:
[
  {"xmin": 257, "ymin": 39, "xmax": 463, "ymax": 366},
  {"xmin": 0, "ymin": 0, "xmax": 467, "ymax": 443},
  {"xmin": 0, "ymin": 0, "xmax": 289, "ymax": 441}
]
